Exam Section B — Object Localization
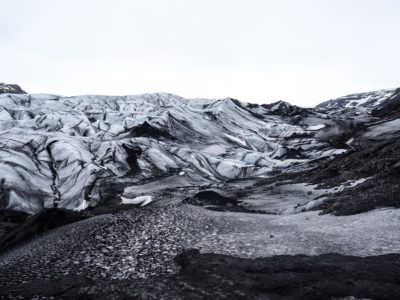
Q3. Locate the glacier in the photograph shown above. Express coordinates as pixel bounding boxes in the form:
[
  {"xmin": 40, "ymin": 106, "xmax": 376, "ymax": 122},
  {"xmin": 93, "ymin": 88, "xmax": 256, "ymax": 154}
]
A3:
[{"xmin": 0, "ymin": 88, "xmax": 399, "ymax": 214}]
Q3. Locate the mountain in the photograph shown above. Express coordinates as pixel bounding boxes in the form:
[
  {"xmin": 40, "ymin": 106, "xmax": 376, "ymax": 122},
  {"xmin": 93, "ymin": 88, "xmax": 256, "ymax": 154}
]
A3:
[
  {"xmin": 316, "ymin": 88, "xmax": 397, "ymax": 110},
  {"xmin": 0, "ymin": 83, "xmax": 26, "ymax": 94},
  {"xmin": 260, "ymin": 100, "xmax": 312, "ymax": 117}
]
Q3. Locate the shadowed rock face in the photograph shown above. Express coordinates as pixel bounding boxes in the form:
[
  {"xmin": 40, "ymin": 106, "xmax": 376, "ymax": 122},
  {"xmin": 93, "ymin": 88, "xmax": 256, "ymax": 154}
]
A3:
[
  {"xmin": 121, "ymin": 144, "xmax": 142, "ymax": 173},
  {"xmin": 183, "ymin": 189, "xmax": 239, "ymax": 206},
  {"xmin": 309, "ymin": 138, "xmax": 400, "ymax": 215},
  {"xmin": 372, "ymin": 88, "xmax": 400, "ymax": 117},
  {"xmin": 0, "ymin": 209, "xmax": 29, "ymax": 241},
  {"xmin": 2, "ymin": 249, "xmax": 400, "ymax": 299},
  {"xmin": 251, "ymin": 136, "xmax": 400, "ymax": 216},
  {"xmin": 130, "ymin": 121, "xmax": 175, "ymax": 139},
  {"xmin": 183, "ymin": 189, "xmax": 251, "ymax": 212},
  {"xmin": 0, "ymin": 208, "xmax": 89, "ymax": 253}
]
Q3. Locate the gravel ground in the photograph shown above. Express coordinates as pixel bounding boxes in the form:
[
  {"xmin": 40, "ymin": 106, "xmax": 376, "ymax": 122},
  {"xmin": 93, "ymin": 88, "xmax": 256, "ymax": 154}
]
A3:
[
  {"xmin": 195, "ymin": 207, "xmax": 400, "ymax": 258},
  {"xmin": 0, "ymin": 200, "xmax": 215, "ymax": 292},
  {"xmin": 0, "ymin": 190, "xmax": 399, "ymax": 299}
]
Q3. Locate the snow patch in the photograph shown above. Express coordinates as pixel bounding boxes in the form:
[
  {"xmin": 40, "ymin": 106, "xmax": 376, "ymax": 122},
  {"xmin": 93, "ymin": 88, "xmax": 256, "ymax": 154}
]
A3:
[
  {"xmin": 75, "ymin": 200, "xmax": 89, "ymax": 211},
  {"xmin": 121, "ymin": 195, "xmax": 153, "ymax": 206},
  {"xmin": 306, "ymin": 124, "xmax": 326, "ymax": 131}
]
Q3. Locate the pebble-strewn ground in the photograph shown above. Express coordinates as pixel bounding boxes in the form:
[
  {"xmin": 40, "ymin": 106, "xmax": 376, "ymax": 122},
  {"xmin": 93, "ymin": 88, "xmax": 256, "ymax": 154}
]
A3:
[
  {"xmin": 0, "ymin": 201, "xmax": 214, "ymax": 292},
  {"xmin": 1, "ymin": 188, "xmax": 399, "ymax": 299},
  {"xmin": 196, "ymin": 208, "xmax": 400, "ymax": 257}
]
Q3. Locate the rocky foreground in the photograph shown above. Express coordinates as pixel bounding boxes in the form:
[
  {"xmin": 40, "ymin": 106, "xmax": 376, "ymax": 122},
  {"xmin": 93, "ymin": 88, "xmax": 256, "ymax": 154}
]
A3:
[
  {"xmin": 3, "ymin": 248, "xmax": 400, "ymax": 299},
  {"xmin": 1, "ymin": 193, "xmax": 399, "ymax": 299}
]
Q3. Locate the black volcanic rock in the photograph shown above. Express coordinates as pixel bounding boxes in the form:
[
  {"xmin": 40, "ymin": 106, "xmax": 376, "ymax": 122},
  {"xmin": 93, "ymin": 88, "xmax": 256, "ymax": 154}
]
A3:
[
  {"xmin": 171, "ymin": 250, "xmax": 400, "ymax": 300},
  {"xmin": 296, "ymin": 138, "xmax": 400, "ymax": 215},
  {"xmin": 130, "ymin": 121, "xmax": 174, "ymax": 139},
  {"xmin": 3, "ymin": 250, "xmax": 400, "ymax": 299},
  {"xmin": 122, "ymin": 144, "xmax": 142, "ymax": 173},
  {"xmin": 184, "ymin": 189, "xmax": 239, "ymax": 206},
  {"xmin": 0, "ymin": 83, "xmax": 26, "ymax": 94},
  {"xmin": 320, "ymin": 176, "xmax": 400, "ymax": 215},
  {"xmin": 0, "ymin": 208, "xmax": 89, "ymax": 253},
  {"xmin": 277, "ymin": 147, "xmax": 306, "ymax": 159},
  {"xmin": 183, "ymin": 189, "xmax": 264, "ymax": 213},
  {"xmin": 372, "ymin": 88, "xmax": 400, "ymax": 117},
  {"xmin": 0, "ymin": 210, "xmax": 30, "ymax": 242},
  {"xmin": 183, "ymin": 189, "xmax": 240, "ymax": 212},
  {"xmin": 0, "ymin": 209, "xmax": 29, "ymax": 224}
]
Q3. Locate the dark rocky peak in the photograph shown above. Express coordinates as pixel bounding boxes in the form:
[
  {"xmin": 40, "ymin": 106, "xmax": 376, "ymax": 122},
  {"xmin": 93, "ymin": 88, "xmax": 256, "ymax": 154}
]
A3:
[
  {"xmin": 211, "ymin": 97, "xmax": 244, "ymax": 108},
  {"xmin": 261, "ymin": 100, "xmax": 311, "ymax": 116},
  {"xmin": 224, "ymin": 97, "xmax": 242, "ymax": 106},
  {"xmin": 0, "ymin": 83, "xmax": 27, "ymax": 94},
  {"xmin": 130, "ymin": 121, "xmax": 174, "ymax": 139}
]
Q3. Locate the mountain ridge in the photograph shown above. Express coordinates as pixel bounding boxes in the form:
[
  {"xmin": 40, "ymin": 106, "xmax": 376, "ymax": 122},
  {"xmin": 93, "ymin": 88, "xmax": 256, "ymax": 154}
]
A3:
[{"xmin": 2, "ymin": 82, "xmax": 399, "ymax": 108}]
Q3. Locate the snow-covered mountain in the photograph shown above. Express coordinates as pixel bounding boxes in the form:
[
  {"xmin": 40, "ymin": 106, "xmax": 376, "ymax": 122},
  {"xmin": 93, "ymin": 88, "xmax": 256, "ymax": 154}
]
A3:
[
  {"xmin": 317, "ymin": 88, "xmax": 397, "ymax": 110},
  {"xmin": 0, "ymin": 86, "xmax": 399, "ymax": 214}
]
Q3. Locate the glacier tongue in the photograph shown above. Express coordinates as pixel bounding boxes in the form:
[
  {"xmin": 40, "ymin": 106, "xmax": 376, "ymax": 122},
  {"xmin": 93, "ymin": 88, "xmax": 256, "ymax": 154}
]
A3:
[{"xmin": 0, "ymin": 92, "xmax": 345, "ymax": 213}]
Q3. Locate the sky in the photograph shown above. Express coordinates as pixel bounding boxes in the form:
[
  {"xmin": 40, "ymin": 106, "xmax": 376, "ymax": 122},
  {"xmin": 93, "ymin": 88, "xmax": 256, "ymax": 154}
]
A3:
[{"xmin": 1, "ymin": 0, "xmax": 399, "ymax": 107}]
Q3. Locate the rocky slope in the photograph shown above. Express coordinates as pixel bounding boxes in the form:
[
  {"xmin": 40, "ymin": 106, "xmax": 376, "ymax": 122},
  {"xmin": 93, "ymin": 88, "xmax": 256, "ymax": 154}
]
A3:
[{"xmin": 3, "ymin": 249, "xmax": 400, "ymax": 299}]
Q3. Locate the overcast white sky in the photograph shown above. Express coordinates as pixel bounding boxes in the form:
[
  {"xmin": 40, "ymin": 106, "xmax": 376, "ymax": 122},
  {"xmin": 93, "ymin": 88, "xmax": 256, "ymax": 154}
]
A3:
[{"xmin": 1, "ymin": 0, "xmax": 399, "ymax": 106}]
